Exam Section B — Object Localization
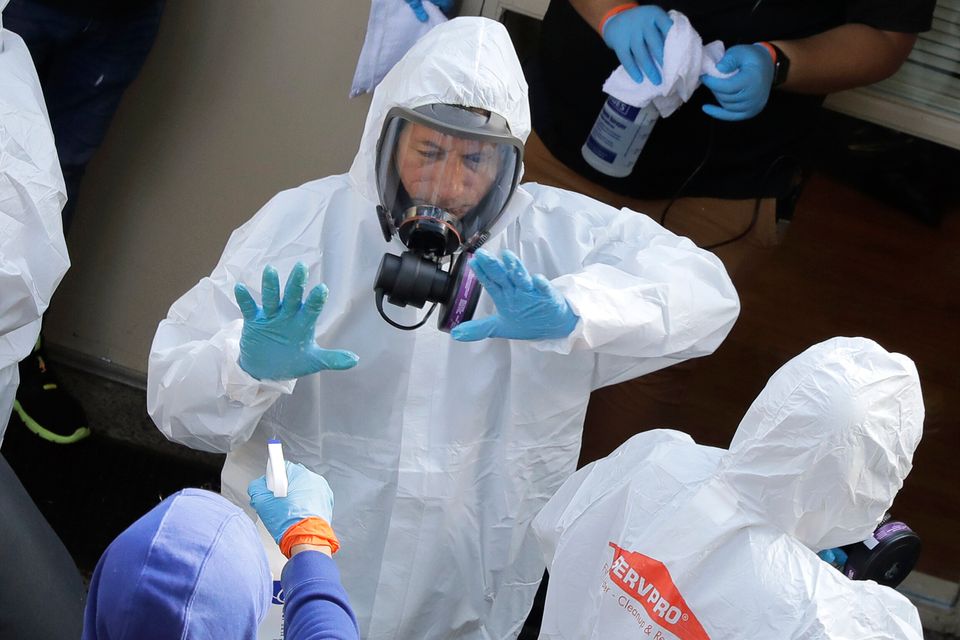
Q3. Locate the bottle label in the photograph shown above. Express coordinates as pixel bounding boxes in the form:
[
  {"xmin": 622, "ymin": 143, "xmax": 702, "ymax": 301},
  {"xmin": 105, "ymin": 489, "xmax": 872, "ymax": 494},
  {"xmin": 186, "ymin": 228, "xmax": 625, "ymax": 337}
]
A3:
[
  {"xmin": 582, "ymin": 96, "xmax": 659, "ymax": 177},
  {"xmin": 585, "ymin": 134, "xmax": 617, "ymax": 163},
  {"xmin": 607, "ymin": 96, "xmax": 641, "ymax": 120}
]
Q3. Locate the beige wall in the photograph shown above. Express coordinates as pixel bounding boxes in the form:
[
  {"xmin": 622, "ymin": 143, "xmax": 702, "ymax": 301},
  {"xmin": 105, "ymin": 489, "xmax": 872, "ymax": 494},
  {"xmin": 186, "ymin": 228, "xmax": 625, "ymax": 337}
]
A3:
[{"xmin": 44, "ymin": 0, "xmax": 373, "ymax": 377}]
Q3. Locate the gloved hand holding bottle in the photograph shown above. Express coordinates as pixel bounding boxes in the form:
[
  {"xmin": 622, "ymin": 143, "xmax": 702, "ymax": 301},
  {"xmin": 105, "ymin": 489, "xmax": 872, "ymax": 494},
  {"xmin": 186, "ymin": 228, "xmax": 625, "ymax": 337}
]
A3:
[
  {"xmin": 600, "ymin": 4, "xmax": 674, "ymax": 86},
  {"xmin": 234, "ymin": 263, "xmax": 359, "ymax": 381},
  {"xmin": 403, "ymin": 0, "xmax": 453, "ymax": 23},
  {"xmin": 249, "ymin": 461, "xmax": 340, "ymax": 557},
  {"xmin": 451, "ymin": 249, "xmax": 579, "ymax": 342},
  {"xmin": 701, "ymin": 44, "xmax": 775, "ymax": 121}
]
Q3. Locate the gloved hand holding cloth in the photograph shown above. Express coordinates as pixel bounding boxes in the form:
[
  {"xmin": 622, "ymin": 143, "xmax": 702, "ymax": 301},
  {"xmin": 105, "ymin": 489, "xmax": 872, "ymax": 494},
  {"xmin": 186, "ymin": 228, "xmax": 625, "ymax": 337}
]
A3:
[
  {"xmin": 403, "ymin": 0, "xmax": 452, "ymax": 23},
  {"xmin": 601, "ymin": 9, "xmax": 766, "ymax": 120},
  {"xmin": 351, "ymin": 0, "xmax": 451, "ymax": 97},
  {"xmin": 701, "ymin": 43, "xmax": 775, "ymax": 121},
  {"xmin": 601, "ymin": 4, "xmax": 674, "ymax": 86},
  {"xmin": 248, "ymin": 461, "xmax": 340, "ymax": 558}
]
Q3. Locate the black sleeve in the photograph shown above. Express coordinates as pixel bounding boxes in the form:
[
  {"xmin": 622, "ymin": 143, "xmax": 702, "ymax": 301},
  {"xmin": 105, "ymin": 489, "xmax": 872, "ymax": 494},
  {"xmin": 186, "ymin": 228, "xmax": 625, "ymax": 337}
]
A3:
[{"xmin": 846, "ymin": 0, "xmax": 937, "ymax": 33}]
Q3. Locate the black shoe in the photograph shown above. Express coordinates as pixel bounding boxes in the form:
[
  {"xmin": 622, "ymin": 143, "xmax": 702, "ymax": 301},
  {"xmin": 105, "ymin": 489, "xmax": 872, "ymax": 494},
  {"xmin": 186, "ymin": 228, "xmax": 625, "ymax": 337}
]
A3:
[{"xmin": 14, "ymin": 343, "xmax": 90, "ymax": 444}]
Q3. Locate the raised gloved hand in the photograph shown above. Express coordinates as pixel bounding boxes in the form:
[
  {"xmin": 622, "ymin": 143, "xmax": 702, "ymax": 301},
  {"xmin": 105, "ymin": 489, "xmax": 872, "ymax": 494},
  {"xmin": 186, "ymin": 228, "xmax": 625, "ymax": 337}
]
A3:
[
  {"xmin": 700, "ymin": 44, "xmax": 775, "ymax": 121},
  {"xmin": 601, "ymin": 5, "xmax": 674, "ymax": 86},
  {"xmin": 451, "ymin": 249, "xmax": 579, "ymax": 342},
  {"xmin": 248, "ymin": 461, "xmax": 335, "ymax": 544},
  {"xmin": 234, "ymin": 263, "xmax": 359, "ymax": 381},
  {"xmin": 403, "ymin": 0, "xmax": 453, "ymax": 23}
]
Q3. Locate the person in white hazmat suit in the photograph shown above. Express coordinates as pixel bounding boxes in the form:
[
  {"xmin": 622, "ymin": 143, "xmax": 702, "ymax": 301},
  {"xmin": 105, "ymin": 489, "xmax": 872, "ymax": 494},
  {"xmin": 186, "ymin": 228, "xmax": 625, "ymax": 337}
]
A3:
[
  {"xmin": 0, "ymin": 5, "xmax": 84, "ymax": 638},
  {"xmin": 0, "ymin": 0, "xmax": 70, "ymax": 444},
  {"xmin": 147, "ymin": 17, "xmax": 740, "ymax": 639},
  {"xmin": 533, "ymin": 336, "xmax": 924, "ymax": 639}
]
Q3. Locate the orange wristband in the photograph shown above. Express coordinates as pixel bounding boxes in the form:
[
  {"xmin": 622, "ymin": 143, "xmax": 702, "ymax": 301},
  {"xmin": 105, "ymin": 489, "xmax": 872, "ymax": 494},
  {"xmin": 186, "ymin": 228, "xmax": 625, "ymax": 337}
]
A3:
[
  {"xmin": 279, "ymin": 517, "xmax": 341, "ymax": 558},
  {"xmin": 755, "ymin": 41, "xmax": 777, "ymax": 63},
  {"xmin": 599, "ymin": 3, "xmax": 638, "ymax": 36}
]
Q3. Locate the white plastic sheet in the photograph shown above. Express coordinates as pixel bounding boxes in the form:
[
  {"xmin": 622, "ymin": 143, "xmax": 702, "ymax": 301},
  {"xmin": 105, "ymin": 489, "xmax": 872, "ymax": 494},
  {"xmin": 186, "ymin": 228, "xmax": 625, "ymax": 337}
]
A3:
[{"xmin": 350, "ymin": 0, "xmax": 446, "ymax": 98}]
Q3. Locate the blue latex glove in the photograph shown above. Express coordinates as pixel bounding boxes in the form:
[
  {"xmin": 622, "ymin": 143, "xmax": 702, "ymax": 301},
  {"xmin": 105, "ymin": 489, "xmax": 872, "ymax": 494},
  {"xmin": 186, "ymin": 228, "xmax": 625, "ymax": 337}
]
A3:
[
  {"xmin": 234, "ymin": 263, "xmax": 359, "ymax": 380},
  {"xmin": 248, "ymin": 461, "xmax": 335, "ymax": 544},
  {"xmin": 403, "ymin": 0, "xmax": 453, "ymax": 22},
  {"xmin": 451, "ymin": 249, "xmax": 579, "ymax": 342},
  {"xmin": 817, "ymin": 547, "xmax": 849, "ymax": 570},
  {"xmin": 602, "ymin": 5, "xmax": 674, "ymax": 86},
  {"xmin": 700, "ymin": 44, "xmax": 775, "ymax": 122}
]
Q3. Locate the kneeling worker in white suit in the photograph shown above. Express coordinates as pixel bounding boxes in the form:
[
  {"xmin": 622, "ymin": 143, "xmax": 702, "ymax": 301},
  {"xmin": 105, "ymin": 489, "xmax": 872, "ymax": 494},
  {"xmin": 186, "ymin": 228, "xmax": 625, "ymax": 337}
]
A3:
[
  {"xmin": 534, "ymin": 336, "xmax": 924, "ymax": 639},
  {"xmin": 147, "ymin": 17, "xmax": 740, "ymax": 639}
]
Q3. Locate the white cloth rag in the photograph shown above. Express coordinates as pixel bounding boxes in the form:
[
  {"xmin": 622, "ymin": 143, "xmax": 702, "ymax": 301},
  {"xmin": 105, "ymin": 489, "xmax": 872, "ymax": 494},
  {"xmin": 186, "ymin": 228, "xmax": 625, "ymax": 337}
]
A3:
[
  {"xmin": 350, "ymin": 0, "xmax": 447, "ymax": 98},
  {"xmin": 603, "ymin": 10, "xmax": 732, "ymax": 117}
]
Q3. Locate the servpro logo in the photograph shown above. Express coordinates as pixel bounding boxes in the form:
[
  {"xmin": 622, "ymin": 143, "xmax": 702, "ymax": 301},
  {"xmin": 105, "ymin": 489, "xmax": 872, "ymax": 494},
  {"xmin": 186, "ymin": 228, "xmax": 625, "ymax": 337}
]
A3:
[{"xmin": 608, "ymin": 542, "xmax": 710, "ymax": 640}]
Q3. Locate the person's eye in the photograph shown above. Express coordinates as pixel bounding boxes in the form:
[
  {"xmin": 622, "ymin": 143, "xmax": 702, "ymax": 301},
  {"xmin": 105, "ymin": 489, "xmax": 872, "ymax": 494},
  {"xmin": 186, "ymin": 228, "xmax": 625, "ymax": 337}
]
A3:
[
  {"xmin": 463, "ymin": 153, "xmax": 484, "ymax": 167},
  {"xmin": 418, "ymin": 149, "xmax": 442, "ymax": 160}
]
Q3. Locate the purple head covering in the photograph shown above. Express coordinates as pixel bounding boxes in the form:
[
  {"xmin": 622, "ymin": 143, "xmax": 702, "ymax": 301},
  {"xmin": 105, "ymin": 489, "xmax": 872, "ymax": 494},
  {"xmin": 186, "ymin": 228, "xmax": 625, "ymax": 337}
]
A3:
[{"xmin": 82, "ymin": 488, "xmax": 271, "ymax": 640}]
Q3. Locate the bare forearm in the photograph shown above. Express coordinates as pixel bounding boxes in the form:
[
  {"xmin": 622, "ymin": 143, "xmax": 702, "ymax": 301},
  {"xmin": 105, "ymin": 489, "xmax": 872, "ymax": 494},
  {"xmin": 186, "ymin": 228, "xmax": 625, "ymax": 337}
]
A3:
[
  {"xmin": 773, "ymin": 24, "xmax": 917, "ymax": 94},
  {"xmin": 569, "ymin": 0, "xmax": 632, "ymax": 35}
]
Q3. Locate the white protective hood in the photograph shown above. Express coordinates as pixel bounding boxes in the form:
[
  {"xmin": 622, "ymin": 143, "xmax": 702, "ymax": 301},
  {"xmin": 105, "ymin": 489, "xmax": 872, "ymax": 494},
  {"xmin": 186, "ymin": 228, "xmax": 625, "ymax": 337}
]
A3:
[
  {"xmin": 0, "ymin": 23, "xmax": 70, "ymax": 441},
  {"xmin": 534, "ymin": 337, "xmax": 924, "ymax": 639},
  {"xmin": 349, "ymin": 16, "xmax": 530, "ymax": 240},
  {"xmin": 720, "ymin": 336, "xmax": 924, "ymax": 550},
  {"xmin": 149, "ymin": 16, "xmax": 740, "ymax": 640}
]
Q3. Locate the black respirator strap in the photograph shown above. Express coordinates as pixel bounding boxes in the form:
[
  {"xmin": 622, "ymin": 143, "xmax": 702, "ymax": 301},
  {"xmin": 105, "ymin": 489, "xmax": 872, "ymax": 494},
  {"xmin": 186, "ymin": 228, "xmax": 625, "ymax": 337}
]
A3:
[{"xmin": 375, "ymin": 290, "xmax": 437, "ymax": 330}]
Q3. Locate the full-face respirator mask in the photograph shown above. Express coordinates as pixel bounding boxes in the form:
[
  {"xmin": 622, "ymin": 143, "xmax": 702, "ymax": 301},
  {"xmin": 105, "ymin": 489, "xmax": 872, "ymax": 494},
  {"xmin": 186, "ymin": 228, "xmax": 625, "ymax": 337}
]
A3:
[
  {"xmin": 820, "ymin": 513, "xmax": 921, "ymax": 589},
  {"xmin": 373, "ymin": 104, "xmax": 523, "ymax": 331}
]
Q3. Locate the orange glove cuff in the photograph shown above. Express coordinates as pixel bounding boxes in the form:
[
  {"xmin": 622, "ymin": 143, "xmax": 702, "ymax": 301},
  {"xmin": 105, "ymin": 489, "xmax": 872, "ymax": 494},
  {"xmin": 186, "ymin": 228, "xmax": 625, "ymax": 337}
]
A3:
[
  {"xmin": 599, "ymin": 3, "xmax": 638, "ymax": 36},
  {"xmin": 279, "ymin": 517, "xmax": 341, "ymax": 558}
]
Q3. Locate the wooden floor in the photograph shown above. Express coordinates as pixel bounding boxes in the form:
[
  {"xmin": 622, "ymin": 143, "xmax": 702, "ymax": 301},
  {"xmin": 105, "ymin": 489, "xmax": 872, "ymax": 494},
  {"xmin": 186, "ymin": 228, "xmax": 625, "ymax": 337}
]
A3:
[{"xmin": 581, "ymin": 173, "xmax": 960, "ymax": 581}]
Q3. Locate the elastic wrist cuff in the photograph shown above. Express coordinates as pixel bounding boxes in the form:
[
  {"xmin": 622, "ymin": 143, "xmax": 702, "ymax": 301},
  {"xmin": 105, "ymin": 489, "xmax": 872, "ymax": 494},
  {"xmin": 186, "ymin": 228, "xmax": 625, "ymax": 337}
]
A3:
[
  {"xmin": 279, "ymin": 517, "xmax": 340, "ymax": 558},
  {"xmin": 599, "ymin": 3, "xmax": 638, "ymax": 36},
  {"xmin": 755, "ymin": 41, "xmax": 777, "ymax": 63}
]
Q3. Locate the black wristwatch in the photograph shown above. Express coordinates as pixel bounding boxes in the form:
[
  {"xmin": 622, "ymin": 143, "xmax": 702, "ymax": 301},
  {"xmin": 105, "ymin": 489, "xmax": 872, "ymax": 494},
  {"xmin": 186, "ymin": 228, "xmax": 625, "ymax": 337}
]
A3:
[{"xmin": 761, "ymin": 41, "xmax": 790, "ymax": 88}]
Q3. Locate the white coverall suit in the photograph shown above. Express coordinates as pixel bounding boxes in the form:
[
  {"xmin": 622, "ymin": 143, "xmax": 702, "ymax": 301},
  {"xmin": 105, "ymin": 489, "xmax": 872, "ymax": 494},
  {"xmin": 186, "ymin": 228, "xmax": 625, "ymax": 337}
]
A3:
[
  {"xmin": 534, "ymin": 336, "xmax": 924, "ymax": 639},
  {"xmin": 0, "ymin": 5, "xmax": 70, "ymax": 443},
  {"xmin": 147, "ymin": 17, "xmax": 740, "ymax": 639}
]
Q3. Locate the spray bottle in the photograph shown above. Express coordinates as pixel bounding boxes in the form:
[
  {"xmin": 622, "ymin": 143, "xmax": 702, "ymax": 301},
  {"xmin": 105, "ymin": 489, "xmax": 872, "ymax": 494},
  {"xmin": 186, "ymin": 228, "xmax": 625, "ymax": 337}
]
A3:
[
  {"xmin": 260, "ymin": 438, "xmax": 289, "ymax": 639},
  {"xmin": 581, "ymin": 94, "xmax": 659, "ymax": 178}
]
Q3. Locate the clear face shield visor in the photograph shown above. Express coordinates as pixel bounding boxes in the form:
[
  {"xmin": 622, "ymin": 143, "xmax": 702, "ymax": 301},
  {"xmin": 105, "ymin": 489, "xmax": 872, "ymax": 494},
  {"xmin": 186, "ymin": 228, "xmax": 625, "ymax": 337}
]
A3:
[{"xmin": 375, "ymin": 104, "xmax": 523, "ymax": 257}]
